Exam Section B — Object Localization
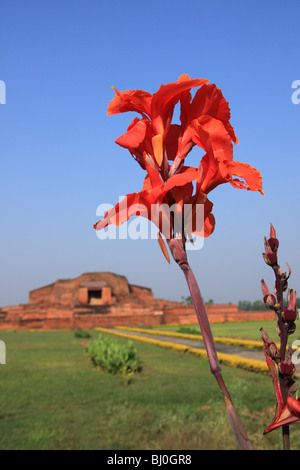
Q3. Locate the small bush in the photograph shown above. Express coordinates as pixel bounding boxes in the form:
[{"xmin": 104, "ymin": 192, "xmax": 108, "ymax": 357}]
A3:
[
  {"xmin": 177, "ymin": 326, "xmax": 201, "ymax": 336},
  {"xmin": 86, "ymin": 334, "xmax": 141, "ymax": 382},
  {"xmin": 74, "ymin": 329, "xmax": 91, "ymax": 339}
]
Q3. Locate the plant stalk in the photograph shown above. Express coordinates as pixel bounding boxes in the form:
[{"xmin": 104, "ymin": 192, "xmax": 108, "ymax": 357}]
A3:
[
  {"xmin": 168, "ymin": 238, "xmax": 253, "ymax": 450},
  {"xmin": 273, "ymin": 264, "xmax": 291, "ymax": 450}
]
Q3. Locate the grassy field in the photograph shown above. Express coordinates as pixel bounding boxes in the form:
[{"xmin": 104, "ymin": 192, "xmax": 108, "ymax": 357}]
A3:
[
  {"xmin": 154, "ymin": 319, "xmax": 300, "ymax": 342},
  {"xmin": 0, "ymin": 328, "xmax": 300, "ymax": 450}
]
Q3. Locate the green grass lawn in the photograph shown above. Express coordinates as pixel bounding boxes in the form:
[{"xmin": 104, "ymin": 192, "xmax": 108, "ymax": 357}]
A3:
[
  {"xmin": 154, "ymin": 319, "xmax": 300, "ymax": 342},
  {"xmin": 0, "ymin": 329, "xmax": 299, "ymax": 450}
]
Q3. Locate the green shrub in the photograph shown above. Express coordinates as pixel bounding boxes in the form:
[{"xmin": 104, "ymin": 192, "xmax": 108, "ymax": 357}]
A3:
[
  {"xmin": 177, "ymin": 326, "xmax": 201, "ymax": 336},
  {"xmin": 74, "ymin": 329, "xmax": 91, "ymax": 339},
  {"xmin": 86, "ymin": 334, "xmax": 141, "ymax": 380}
]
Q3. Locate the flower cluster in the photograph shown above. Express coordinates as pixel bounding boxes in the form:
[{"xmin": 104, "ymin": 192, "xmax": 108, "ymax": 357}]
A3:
[
  {"xmin": 94, "ymin": 75, "xmax": 263, "ymax": 259},
  {"xmin": 261, "ymin": 224, "xmax": 299, "ymax": 434}
]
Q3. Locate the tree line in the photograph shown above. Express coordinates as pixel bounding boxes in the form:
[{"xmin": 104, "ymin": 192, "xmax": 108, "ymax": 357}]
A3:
[
  {"xmin": 181, "ymin": 296, "xmax": 300, "ymax": 311},
  {"xmin": 238, "ymin": 298, "xmax": 300, "ymax": 311}
]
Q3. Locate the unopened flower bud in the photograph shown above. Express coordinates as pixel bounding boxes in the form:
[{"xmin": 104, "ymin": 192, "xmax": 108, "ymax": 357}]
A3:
[
  {"xmin": 264, "ymin": 294, "xmax": 277, "ymax": 309},
  {"xmin": 260, "ymin": 327, "xmax": 279, "ymax": 360},
  {"xmin": 261, "ymin": 280, "xmax": 278, "ymax": 310},
  {"xmin": 268, "ymin": 238, "xmax": 279, "ymax": 252},
  {"xmin": 282, "ymin": 307, "xmax": 297, "ymax": 323},
  {"xmin": 288, "ymin": 322, "xmax": 296, "ymax": 335},
  {"xmin": 268, "ymin": 341, "xmax": 279, "ymax": 360},
  {"xmin": 288, "ymin": 289, "xmax": 297, "ymax": 309},
  {"xmin": 263, "ymin": 238, "xmax": 278, "ymax": 266},
  {"xmin": 263, "ymin": 252, "xmax": 278, "ymax": 267},
  {"xmin": 268, "ymin": 223, "xmax": 279, "ymax": 252},
  {"xmin": 269, "ymin": 223, "xmax": 276, "ymax": 239},
  {"xmin": 278, "ymin": 360, "xmax": 295, "ymax": 377},
  {"xmin": 282, "ymin": 291, "xmax": 298, "ymax": 323}
]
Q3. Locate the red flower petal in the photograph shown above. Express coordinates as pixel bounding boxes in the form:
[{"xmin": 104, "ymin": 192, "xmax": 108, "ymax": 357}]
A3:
[
  {"xmin": 94, "ymin": 193, "xmax": 144, "ymax": 229},
  {"xmin": 152, "ymin": 134, "xmax": 163, "ymax": 166},
  {"xmin": 162, "ymin": 166, "xmax": 200, "ymax": 194},
  {"xmin": 264, "ymin": 404, "xmax": 300, "ymax": 434},
  {"xmin": 190, "ymin": 115, "xmax": 234, "ymax": 161},
  {"xmin": 115, "ymin": 119, "xmax": 147, "ymax": 150},
  {"xmin": 287, "ymin": 396, "xmax": 300, "ymax": 418},
  {"xmin": 183, "ymin": 192, "xmax": 215, "ymax": 239},
  {"xmin": 194, "ymin": 196, "xmax": 216, "ymax": 238},
  {"xmin": 157, "ymin": 232, "xmax": 170, "ymax": 263},
  {"xmin": 144, "ymin": 163, "xmax": 163, "ymax": 190},
  {"xmin": 221, "ymin": 161, "xmax": 264, "ymax": 194},
  {"xmin": 107, "ymin": 87, "xmax": 152, "ymax": 118},
  {"xmin": 191, "ymin": 84, "xmax": 239, "ymax": 144},
  {"xmin": 151, "ymin": 76, "xmax": 208, "ymax": 135},
  {"xmin": 164, "ymin": 124, "xmax": 182, "ymax": 161},
  {"xmin": 115, "ymin": 118, "xmax": 154, "ymax": 168}
]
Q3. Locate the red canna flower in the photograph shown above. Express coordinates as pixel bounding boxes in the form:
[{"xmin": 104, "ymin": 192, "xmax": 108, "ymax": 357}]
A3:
[
  {"xmin": 95, "ymin": 75, "xmax": 264, "ymax": 257},
  {"xmin": 95, "ymin": 75, "xmax": 261, "ymax": 449}
]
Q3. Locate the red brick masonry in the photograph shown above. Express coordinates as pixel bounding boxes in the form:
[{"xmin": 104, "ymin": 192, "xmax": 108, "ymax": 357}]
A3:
[{"xmin": 0, "ymin": 273, "xmax": 275, "ymax": 330}]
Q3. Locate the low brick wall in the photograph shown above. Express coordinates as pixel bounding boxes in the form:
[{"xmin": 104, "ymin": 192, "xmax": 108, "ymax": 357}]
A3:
[
  {"xmin": 0, "ymin": 303, "xmax": 276, "ymax": 330},
  {"xmin": 163, "ymin": 305, "xmax": 276, "ymax": 325}
]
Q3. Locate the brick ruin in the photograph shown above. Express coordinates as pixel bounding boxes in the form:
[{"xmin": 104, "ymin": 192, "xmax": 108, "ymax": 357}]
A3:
[{"xmin": 0, "ymin": 272, "xmax": 275, "ymax": 330}]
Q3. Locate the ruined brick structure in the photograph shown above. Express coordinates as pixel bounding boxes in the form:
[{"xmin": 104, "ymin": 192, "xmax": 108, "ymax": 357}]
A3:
[{"xmin": 0, "ymin": 272, "xmax": 275, "ymax": 330}]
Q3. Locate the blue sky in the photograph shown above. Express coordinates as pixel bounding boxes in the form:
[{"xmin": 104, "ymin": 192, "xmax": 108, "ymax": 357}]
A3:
[{"xmin": 1, "ymin": 0, "xmax": 300, "ymax": 307}]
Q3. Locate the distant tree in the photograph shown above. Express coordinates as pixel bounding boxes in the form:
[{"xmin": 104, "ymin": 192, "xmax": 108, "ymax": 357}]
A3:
[
  {"xmin": 182, "ymin": 297, "xmax": 300, "ymax": 310},
  {"xmin": 238, "ymin": 300, "xmax": 268, "ymax": 311},
  {"xmin": 182, "ymin": 296, "xmax": 215, "ymax": 305},
  {"xmin": 252, "ymin": 300, "xmax": 269, "ymax": 311},
  {"xmin": 181, "ymin": 295, "xmax": 193, "ymax": 305},
  {"xmin": 238, "ymin": 300, "xmax": 253, "ymax": 311},
  {"xmin": 237, "ymin": 299, "xmax": 300, "ymax": 311}
]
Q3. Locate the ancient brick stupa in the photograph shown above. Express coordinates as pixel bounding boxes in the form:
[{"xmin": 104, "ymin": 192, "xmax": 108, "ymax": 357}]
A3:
[{"xmin": 0, "ymin": 272, "xmax": 275, "ymax": 330}]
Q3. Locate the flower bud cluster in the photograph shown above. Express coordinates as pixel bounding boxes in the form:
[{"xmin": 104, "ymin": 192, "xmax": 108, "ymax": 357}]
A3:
[
  {"xmin": 261, "ymin": 225, "xmax": 297, "ymax": 331},
  {"xmin": 261, "ymin": 224, "xmax": 300, "ymax": 436}
]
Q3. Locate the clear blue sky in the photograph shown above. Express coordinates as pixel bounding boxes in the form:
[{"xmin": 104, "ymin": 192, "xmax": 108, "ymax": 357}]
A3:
[{"xmin": 1, "ymin": 0, "xmax": 300, "ymax": 307}]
